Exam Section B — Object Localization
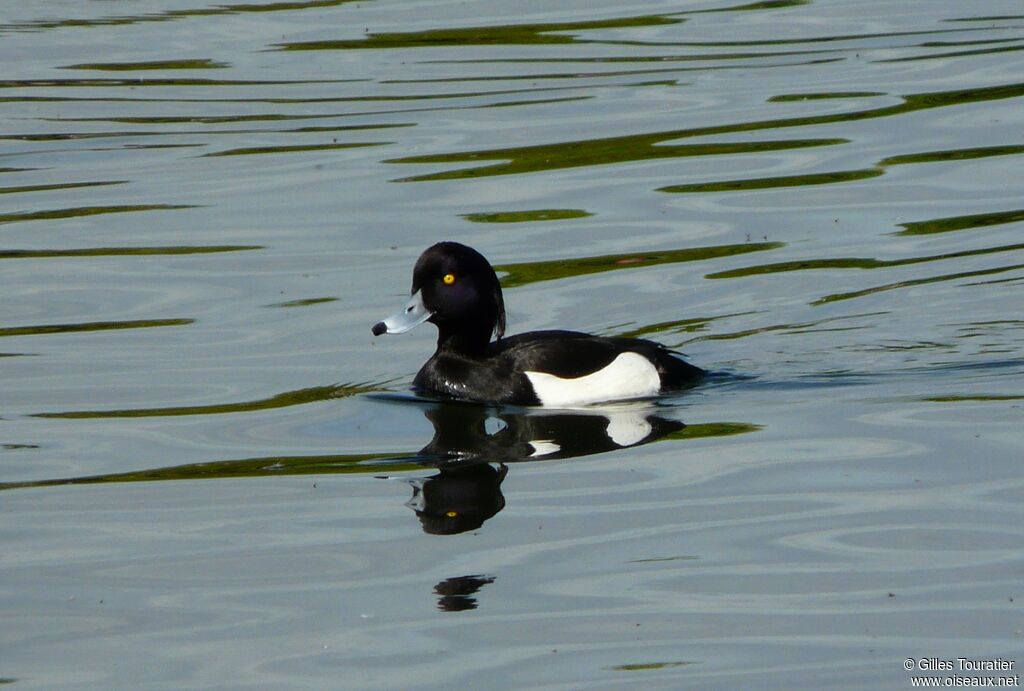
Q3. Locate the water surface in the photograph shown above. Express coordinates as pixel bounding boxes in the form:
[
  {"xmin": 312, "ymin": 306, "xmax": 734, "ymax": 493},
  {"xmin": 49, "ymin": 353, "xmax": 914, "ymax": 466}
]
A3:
[{"xmin": 2, "ymin": 0, "xmax": 1023, "ymax": 688}]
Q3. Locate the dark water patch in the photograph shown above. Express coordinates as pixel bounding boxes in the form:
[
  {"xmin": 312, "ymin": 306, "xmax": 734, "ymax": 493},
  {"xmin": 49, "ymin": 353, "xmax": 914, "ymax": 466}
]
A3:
[
  {"xmin": 945, "ymin": 15, "xmax": 1024, "ymax": 23},
  {"xmin": 383, "ymin": 56, "xmax": 842, "ymax": 85},
  {"xmin": 0, "ymin": 319, "xmax": 193, "ymax": 338},
  {"xmin": 616, "ymin": 313, "xmax": 755, "ymax": 339},
  {"xmin": 659, "ymin": 168, "xmax": 882, "ymax": 193},
  {"xmin": 706, "ymin": 242, "xmax": 1024, "ymax": 279},
  {"xmin": 48, "ymin": 112, "xmax": 375, "ymax": 124},
  {"xmin": 462, "ymin": 209, "xmax": 592, "ymax": 223},
  {"xmin": 0, "ymin": 78, "xmax": 358, "ymax": 89},
  {"xmin": 478, "ymin": 95, "xmax": 591, "ymax": 109},
  {"xmin": 1, "ymin": 80, "xmax": 668, "ymax": 105},
  {"xmin": 34, "ymin": 382, "xmax": 382, "ymax": 418},
  {"xmin": 202, "ymin": 141, "xmax": 388, "ymax": 156},
  {"xmin": 387, "ymin": 80, "xmax": 1024, "ymax": 180},
  {"xmin": 61, "ymin": 59, "xmax": 229, "ymax": 71},
  {"xmin": 923, "ymin": 394, "xmax": 1024, "ymax": 402},
  {"xmin": 897, "ymin": 209, "xmax": 1024, "ymax": 236},
  {"xmin": 277, "ymin": 14, "xmax": 684, "ymax": 51},
  {"xmin": 124, "ymin": 143, "xmax": 204, "ymax": 149},
  {"xmin": 0, "ymin": 180, "xmax": 126, "ymax": 195},
  {"xmin": 265, "ymin": 297, "xmax": 338, "ymax": 308},
  {"xmin": 878, "ymin": 43, "xmax": 1024, "ymax": 63},
  {"xmin": 0, "ymin": 167, "xmax": 40, "ymax": 173},
  {"xmin": 433, "ymin": 48, "xmax": 836, "ymax": 64},
  {"xmin": 964, "ymin": 275, "xmax": 1024, "ymax": 287},
  {"xmin": 627, "ymin": 555, "xmax": 698, "ymax": 563},
  {"xmin": 770, "ymin": 91, "xmax": 885, "ymax": 101},
  {"xmin": 814, "ymin": 264, "xmax": 1024, "ymax": 305},
  {"xmin": 589, "ymin": 26, "xmax": 994, "ymax": 49},
  {"xmin": 917, "ymin": 37, "xmax": 1024, "ymax": 48},
  {"xmin": 662, "ymin": 422, "xmax": 762, "ymax": 439},
  {"xmin": 0, "ymin": 245, "xmax": 262, "ymax": 259},
  {"xmin": 685, "ymin": 312, "xmax": 882, "ymax": 343},
  {"xmin": 496, "ymin": 242, "xmax": 783, "ymax": 288},
  {"xmin": 0, "ymin": 205, "xmax": 197, "ymax": 224},
  {"xmin": 2, "ymin": 444, "xmax": 39, "ymax": 450},
  {"xmin": 389, "ymin": 137, "xmax": 846, "ymax": 182},
  {"xmin": 880, "ymin": 144, "xmax": 1024, "ymax": 166},
  {"xmin": 688, "ymin": 0, "xmax": 808, "ymax": 12},
  {"xmin": 1, "ymin": 0, "xmax": 361, "ymax": 32},
  {"xmin": 610, "ymin": 661, "xmax": 696, "ymax": 672},
  {"xmin": 1, "ymin": 123, "xmax": 407, "ymax": 143}
]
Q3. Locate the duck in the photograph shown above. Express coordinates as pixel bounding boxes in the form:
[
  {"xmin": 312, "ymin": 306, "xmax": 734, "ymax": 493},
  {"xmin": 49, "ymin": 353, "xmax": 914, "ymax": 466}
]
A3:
[{"xmin": 371, "ymin": 242, "xmax": 704, "ymax": 406}]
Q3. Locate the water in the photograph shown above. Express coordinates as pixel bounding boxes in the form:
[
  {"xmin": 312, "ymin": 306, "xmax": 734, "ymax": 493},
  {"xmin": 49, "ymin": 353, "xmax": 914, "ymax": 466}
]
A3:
[{"xmin": 2, "ymin": 0, "xmax": 1023, "ymax": 688}]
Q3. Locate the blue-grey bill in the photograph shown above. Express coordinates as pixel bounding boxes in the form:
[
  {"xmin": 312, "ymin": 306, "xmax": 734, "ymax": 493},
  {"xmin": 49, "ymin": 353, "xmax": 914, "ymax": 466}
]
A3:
[{"xmin": 372, "ymin": 289, "xmax": 433, "ymax": 336}]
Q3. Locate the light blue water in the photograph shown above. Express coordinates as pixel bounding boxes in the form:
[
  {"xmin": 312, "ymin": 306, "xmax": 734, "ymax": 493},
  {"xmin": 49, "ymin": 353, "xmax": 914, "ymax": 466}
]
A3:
[{"xmin": 2, "ymin": 1, "xmax": 1023, "ymax": 688}]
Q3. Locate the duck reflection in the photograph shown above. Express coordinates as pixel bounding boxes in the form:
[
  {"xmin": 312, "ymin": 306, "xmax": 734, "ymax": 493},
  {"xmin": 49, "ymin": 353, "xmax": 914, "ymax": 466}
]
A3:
[
  {"xmin": 392, "ymin": 400, "xmax": 685, "ymax": 535},
  {"xmin": 433, "ymin": 574, "xmax": 496, "ymax": 612},
  {"xmin": 407, "ymin": 463, "xmax": 508, "ymax": 535}
]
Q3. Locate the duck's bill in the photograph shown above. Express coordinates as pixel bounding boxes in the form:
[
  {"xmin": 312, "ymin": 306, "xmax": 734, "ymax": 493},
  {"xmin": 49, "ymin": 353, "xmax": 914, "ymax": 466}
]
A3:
[{"xmin": 372, "ymin": 290, "xmax": 433, "ymax": 336}]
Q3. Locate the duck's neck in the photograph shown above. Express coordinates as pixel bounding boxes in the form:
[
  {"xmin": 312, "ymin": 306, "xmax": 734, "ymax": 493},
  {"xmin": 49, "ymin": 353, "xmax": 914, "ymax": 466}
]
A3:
[{"xmin": 436, "ymin": 321, "xmax": 494, "ymax": 357}]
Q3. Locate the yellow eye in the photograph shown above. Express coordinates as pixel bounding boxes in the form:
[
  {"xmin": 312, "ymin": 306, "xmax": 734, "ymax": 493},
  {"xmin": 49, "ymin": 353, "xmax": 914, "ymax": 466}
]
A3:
[{"xmin": 443, "ymin": 273, "xmax": 456, "ymax": 285}]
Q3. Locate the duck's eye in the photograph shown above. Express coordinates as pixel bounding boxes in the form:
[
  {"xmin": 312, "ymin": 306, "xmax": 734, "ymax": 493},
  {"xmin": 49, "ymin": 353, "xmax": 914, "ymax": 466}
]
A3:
[{"xmin": 442, "ymin": 273, "xmax": 456, "ymax": 285}]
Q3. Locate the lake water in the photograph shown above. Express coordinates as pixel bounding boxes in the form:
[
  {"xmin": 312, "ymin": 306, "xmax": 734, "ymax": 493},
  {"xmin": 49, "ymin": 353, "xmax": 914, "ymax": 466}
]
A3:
[{"xmin": 2, "ymin": 1, "xmax": 1023, "ymax": 688}]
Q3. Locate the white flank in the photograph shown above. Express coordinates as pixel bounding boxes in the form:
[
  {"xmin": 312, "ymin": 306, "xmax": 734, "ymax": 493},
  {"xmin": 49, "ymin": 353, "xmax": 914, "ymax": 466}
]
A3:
[{"xmin": 525, "ymin": 352, "xmax": 661, "ymax": 407}]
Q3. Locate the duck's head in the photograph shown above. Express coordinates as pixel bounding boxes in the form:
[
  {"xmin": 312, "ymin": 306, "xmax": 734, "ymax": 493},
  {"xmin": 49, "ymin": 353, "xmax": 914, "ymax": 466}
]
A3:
[{"xmin": 372, "ymin": 242, "xmax": 506, "ymax": 352}]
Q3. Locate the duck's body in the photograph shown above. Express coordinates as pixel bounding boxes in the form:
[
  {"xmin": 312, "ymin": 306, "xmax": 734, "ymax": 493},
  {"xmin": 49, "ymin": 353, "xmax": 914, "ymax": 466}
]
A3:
[{"xmin": 372, "ymin": 242, "xmax": 704, "ymax": 407}]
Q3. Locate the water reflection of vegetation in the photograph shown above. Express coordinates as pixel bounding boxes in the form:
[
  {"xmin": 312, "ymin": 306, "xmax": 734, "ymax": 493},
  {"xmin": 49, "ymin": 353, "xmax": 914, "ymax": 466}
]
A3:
[
  {"xmin": 265, "ymin": 297, "xmax": 338, "ymax": 308},
  {"xmin": 0, "ymin": 319, "xmax": 193, "ymax": 338},
  {"xmin": 0, "ymin": 180, "xmax": 126, "ymax": 195},
  {"xmin": 616, "ymin": 314, "xmax": 754, "ymax": 339},
  {"xmin": 611, "ymin": 661, "xmax": 696, "ymax": 672},
  {"xmin": 462, "ymin": 209, "xmax": 592, "ymax": 223},
  {"xmin": 389, "ymin": 137, "xmax": 845, "ymax": 182},
  {"xmin": 61, "ymin": 59, "xmax": 228, "ymax": 71},
  {"xmin": 1, "ymin": 124, "xmax": 409, "ymax": 143},
  {"xmin": 203, "ymin": 141, "xmax": 389, "ymax": 156},
  {"xmin": 815, "ymin": 264, "xmax": 1024, "ymax": 305},
  {"xmin": 3, "ymin": 402, "xmax": 760, "ymax": 492},
  {"xmin": 387, "ymin": 81, "xmax": 1024, "ymax": 181},
  {"xmin": 879, "ymin": 43, "xmax": 1024, "ymax": 63},
  {"xmin": 924, "ymin": 394, "xmax": 1024, "ymax": 402},
  {"xmin": 35, "ymin": 383, "xmax": 381, "ymax": 419},
  {"xmin": 706, "ymin": 242, "xmax": 1024, "ymax": 279},
  {"xmin": 683, "ymin": 312, "xmax": 883, "ymax": 344},
  {"xmin": 496, "ymin": 242, "xmax": 783, "ymax": 288},
  {"xmin": 0, "ymin": 246, "xmax": 261, "ymax": 259},
  {"xmin": 0, "ymin": 204, "xmax": 196, "ymax": 224},
  {"xmin": 660, "ymin": 168, "xmax": 882, "ymax": 193},
  {"xmin": 278, "ymin": 15, "xmax": 685, "ymax": 51},
  {"xmin": 0, "ymin": 78, "xmax": 355, "ymax": 89},
  {"xmin": 1, "ymin": 0, "xmax": 361, "ymax": 31},
  {"xmin": 880, "ymin": 144, "xmax": 1024, "ymax": 166},
  {"xmin": 897, "ymin": 209, "xmax": 1024, "ymax": 236}
]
